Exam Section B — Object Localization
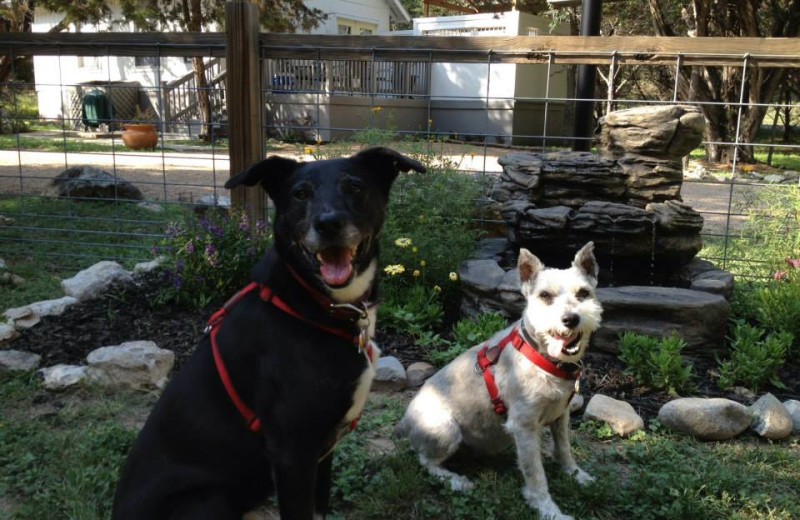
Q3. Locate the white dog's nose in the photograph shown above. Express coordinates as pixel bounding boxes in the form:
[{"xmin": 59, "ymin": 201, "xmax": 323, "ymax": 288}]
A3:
[{"xmin": 561, "ymin": 313, "xmax": 580, "ymax": 329}]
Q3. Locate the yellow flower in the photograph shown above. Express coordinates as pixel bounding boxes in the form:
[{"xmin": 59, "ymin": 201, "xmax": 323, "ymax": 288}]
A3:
[
  {"xmin": 394, "ymin": 237, "xmax": 412, "ymax": 248},
  {"xmin": 304, "ymin": 146, "xmax": 313, "ymax": 155},
  {"xmin": 315, "ymin": 136, "xmax": 322, "ymax": 144},
  {"xmin": 412, "ymin": 246, "xmax": 418, "ymax": 253},
  {"xmin": 433, "ymin": 285, "xmax": 441, "ymax": 292},
  {"xmin": 418, "ymin": 214, "xmax": 425, "ymax": 224},
  {"xmin": 428, "ymin": 119, "xmax": 433, "ymax": 126},
  {"xmin": 371, "ymin": 106, "xmax": 382, "ymax": 113},
  {"xmin": 384, "ymin": 264, "xmax": 405, "ymax": 276},
  {"xmin": 449, "ymin": 272, "xmax": 458, "ymax": 281},
  {"xmin": 420, "ymin": 260, "xmax": 426, "ymax": 267},
  {"xmin": 413, "ymin": 269, "xmax": 421, "ymax": 277}
]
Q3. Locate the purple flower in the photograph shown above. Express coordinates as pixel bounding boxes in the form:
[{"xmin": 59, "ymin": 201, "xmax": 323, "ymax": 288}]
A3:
[
  {"xmin": 173, "ymin": 275, "xmax": 182, "ymax": 289},
  {"xmin": 255, "ymin": 219, "xmax": 266, "ymax": 231},
  {"xmin": 150, "ymin": 245, "xmax": 159, "ymax": 256},
  {"xmin": 205, "ymin": 243, "xmax": 216, "ymax": 257},
  {"xmin": 186, "ymin": 240, "xmax": 195, "ymax": 255},
  {"xmin": 205, "ymin": 243, "xmax": 218, "ymax": 267},
  {"xmin": 175, "ymin": 259, "xmax": 185, "ymax": 272}
]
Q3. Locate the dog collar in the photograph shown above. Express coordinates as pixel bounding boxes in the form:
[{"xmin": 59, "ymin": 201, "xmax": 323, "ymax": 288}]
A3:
[
  {"xmin": 476, "ymin": 322, "xmax": 581, "ymax": 415},
  {"xmin": 519, "ymin": 321, "xmax": 583, "ymax": 375},
  {"xmin": 285, "ymin": 263, "xmax": 377, "ymax": 323}
]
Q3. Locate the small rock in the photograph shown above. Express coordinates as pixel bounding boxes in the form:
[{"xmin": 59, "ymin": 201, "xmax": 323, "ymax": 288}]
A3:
[
  {"xmin": 750, "ymin": 393, "xmax": 793, "ymax": 440},
  {"xmin": 0, "ymin": 215, "xmax": 13, "ymax": 225},
  {"xmin": 0, "ymin": 323, "xmax": 19, "ymax": 343},
  {"xmin": 41, "ymin": 165, "xmax": 143, "ymax": 200},
  {"xmin": 372, "ymin": 356, "xmax": 407, "ymax": 391},
  {"xmin": 783, "ymin": 400, "xmax": 800, "ymax": 433},
  {"xmin": 28, "ymin": 296, "xmax": 79, "ymax": 317},
  {"xmin": 406, "ymin": 361, "xmax": 436, "ymax": 388},
  {"xmin": 86, "ymin": 340, "xmax": 175, "ymax": 390},
  {"xmin": 38, "ymin": 364, "xmax": 87, "ymax": 391},
  {"xmin": 0, "ymin": 272, "xmax": 25, "ymax": 286},
  {"xmin": 61, "ymin": 261, "xmax": 133, "ymax": 301},
  {"xmin": 133, "ymin": 256, "xmax": 166, "ymax": 275},
  {"xmin": 658, "ymin": 398, "xmax": 750, "ymax": 440},
  {"xmin": 731, "ymin": 386, "xmax": 757, "ymax": 402},
  {"xmin": 569, "ymin": 393, "xmax": 585, "ymax": 413},
  {"xmin": 0, "ymin": 350, "xmax": 42, "ymax": 372},
  {"xmin": 0, "ymin": 257, "xmax": 6, "ymax": 270},
  {"xmin": 3, "ymin": 307, "xmax": 40, "ymax": 330},
  {"xmin": 194, "ymin": 194, "xmax": 231, "ymax": 214},
  {"xmin": 763, "ymin": 174, "xmax": 784, "ymax": 184},
  {"xmin": 583, "ymin": 394, "xmax": 644, "ymax": 436},
  {"xmin": 137, "ymin": 201, "xmax": 165, "ymax": 213}
]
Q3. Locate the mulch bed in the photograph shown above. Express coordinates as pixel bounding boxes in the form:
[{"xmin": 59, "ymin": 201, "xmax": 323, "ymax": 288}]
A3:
[{"xmin": 8, "ymin": 274, "xmax": 800, "ymax": 420}]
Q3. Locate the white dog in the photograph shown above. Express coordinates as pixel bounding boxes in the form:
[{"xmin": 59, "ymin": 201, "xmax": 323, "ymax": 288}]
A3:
[{"xmin": 396, "ymin": 243, "xmax": 603, "ymax": 520}]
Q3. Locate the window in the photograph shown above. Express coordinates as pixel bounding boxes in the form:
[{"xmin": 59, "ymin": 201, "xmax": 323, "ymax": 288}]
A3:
[
  {"xmin": 135, "ymin": 56, "xmax": 160, "ymax": 68},
  {"xmin": 337, "ymin": 18, "xmax": 377, "ymax": 37}
]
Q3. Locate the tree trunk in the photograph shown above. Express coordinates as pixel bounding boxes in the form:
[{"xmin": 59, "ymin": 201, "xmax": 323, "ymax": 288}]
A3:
[{"xmin": 185, "ymin": 0, "xmax": 211, "ymax": 140}]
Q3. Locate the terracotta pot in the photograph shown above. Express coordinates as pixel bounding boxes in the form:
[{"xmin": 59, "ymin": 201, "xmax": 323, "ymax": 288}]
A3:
[{"xmin": 121, "ymin": 123, "xmax": 158, "ymax": 150}]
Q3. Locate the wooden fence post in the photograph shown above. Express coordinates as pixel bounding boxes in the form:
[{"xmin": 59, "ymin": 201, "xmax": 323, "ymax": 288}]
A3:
[{"xmin": 226, "ymin": 1, "xmax": 265, "ymax": 218}]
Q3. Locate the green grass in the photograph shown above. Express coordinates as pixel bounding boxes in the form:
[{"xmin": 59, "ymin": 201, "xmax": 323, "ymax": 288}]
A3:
[
  {"xmin": 0, "ymin": 196, "xmax": 183, "ymax": 309},
  {"xmin": 3, "ymin": 377, "xmax": 797, "ymax": 520},
  {"xmin": 0, "ymin": 373, "xmax": 154, "ymax": 520}
]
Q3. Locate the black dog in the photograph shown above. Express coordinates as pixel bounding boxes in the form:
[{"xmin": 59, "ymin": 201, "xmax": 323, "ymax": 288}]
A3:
[{"xmin": 112, "ymin": 147, "xmax": 425, "ymax": 519}]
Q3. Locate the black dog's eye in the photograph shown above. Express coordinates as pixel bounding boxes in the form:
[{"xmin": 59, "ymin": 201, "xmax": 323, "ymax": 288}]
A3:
[
  {"xmin": 576, "ymin": 288, "xmax": 590, "ymax": 301},
  {"xmin": 538, "ymin": 291, "xmax": 553, "ymax": 305},
  {"xmin": 293, "ymin": 186, "xmax": 311, "ymax": 201},
  {"xmin": 346, "ymin": 180, "xmax": 364, "ymax": 195}
]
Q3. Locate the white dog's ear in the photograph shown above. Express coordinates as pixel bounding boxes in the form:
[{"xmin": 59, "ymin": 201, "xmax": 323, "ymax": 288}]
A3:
[
  {"xmin": 518, "ymin": 248, "xmax": 543, "ymax": 293},
  {"xmin": 572, "ymin": 242, "xmax": 599, "ymax": 284}
]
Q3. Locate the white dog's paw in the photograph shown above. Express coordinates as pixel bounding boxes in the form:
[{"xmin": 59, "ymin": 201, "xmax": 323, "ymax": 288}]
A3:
[
  {"xmin": 449, "ymin": 474, "xmax": 475, "ymax": 492},
  {"xmin": 572, "ymin": 468, "xmax": 595, "ymax": 486},
  {"xmin": 522, "ymin": 488, "xmax": 572, "ymax": 520}
]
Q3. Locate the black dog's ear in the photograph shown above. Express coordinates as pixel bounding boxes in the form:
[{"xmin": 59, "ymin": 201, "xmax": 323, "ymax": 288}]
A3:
[
  {"xmin": 352, "ymin": 147, "xmax": 426, "ymax": 191},
  {"xmin": 224, "ymin": 156, "xmax": 300, "ymax": 199}
]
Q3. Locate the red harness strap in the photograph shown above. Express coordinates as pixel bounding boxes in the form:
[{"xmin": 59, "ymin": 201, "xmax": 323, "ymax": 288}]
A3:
[
  {"xmin": 476, "ymin": 325, "xmax": 581, "ymax": 415},
  {"xmin": 206, "ymin": 281, "xmax": 373, "ymax": 435}
]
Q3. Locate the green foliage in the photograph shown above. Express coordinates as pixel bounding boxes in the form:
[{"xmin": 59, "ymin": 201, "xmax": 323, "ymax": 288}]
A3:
[
  {"xmin": 155, "ymin": 209, "xmax": 272, "ymax": 308},
  {"xmin": 0, "ymin": 87, "xmax": 31, "ymax": 134},
  {"xmin": 717, "ymin": 321, "xmax": 793, "ymax": 393},
  {"xmin": 753, "ymin": 277, "xmax": 800, "ymax": 353},
  {"xmin": 427, "ymin": 312, "xmax": 508, "ymax": 367},
  {"xmin": 618, "ymin": 332, "xmax": 695, "ymax": 395},
  {"xmin": 378, "ymin": 284, "xmax": 443, "ymax": 338}
]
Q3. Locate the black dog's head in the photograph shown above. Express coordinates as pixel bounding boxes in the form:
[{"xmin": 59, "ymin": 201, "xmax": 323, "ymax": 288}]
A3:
[{"xmin": 225, "ymin": 147, "xmax": 425, "ymax": 297}]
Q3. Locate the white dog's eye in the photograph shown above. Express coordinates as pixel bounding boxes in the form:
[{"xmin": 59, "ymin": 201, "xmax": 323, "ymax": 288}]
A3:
[
  {"xmin": 538, "ymin": 291, "xmax": 553, "ymax": 305},
  {"xmin": 575, "ymin": 288, "xmax": 590, "ymax": 301}
]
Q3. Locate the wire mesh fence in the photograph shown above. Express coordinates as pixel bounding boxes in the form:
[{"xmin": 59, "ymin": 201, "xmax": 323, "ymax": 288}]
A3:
[{"xmin": 1, "ymin": 31, "xmax": 799, "ymax": 290}]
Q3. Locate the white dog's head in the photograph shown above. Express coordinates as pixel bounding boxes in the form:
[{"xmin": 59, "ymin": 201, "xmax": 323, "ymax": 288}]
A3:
[{"xmin": 518, "ymin": 242, "xmax": 603, "ymax": 364}]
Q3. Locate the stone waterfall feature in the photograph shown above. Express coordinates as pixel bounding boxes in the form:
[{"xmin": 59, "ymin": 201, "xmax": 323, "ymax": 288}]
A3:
[{"xmin": 461, "ymin": 105, "xmax": 732, "ymax": 355}]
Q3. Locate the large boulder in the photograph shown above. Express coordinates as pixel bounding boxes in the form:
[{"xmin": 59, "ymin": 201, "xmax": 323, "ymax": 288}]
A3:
[
  {"xmin": 372, "ymin": 356, "xmax": 407, "ymax": 391},
  {"xmin": 598, "ymin": 105, "xmax": 705, "ymax": 160},
  {"xmin": 593, "ymin": 286, "xmax": 729, "ymax": 355},
  {"xmin": 658, "ymin": 398, "xmax": 750, "ymax": 440},
  {"xmin": 42, "ymin": 166, "xmax": 143, "ymax": 200},
  {"xmin": 749, "ymin": 393, "xmax": 793, "ymax": 440}
]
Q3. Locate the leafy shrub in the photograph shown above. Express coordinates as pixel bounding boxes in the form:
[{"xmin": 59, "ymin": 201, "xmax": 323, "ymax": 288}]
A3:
[
  {"xmin": 717, "ymin": 321, "xmax": 793, "ymax": 393},
  {"xmin": 378, "ymin": 284, "xmax": 443, "ymax": 338},
  {"xmin": 428, "ymin": 312, "xmax": 508, "ymax": 367},
  {"xmin": 753, "ymin": 261, "xmax": 800, "ymax": 352},
  {"xmin": 618, "ymin": 332, "xmax": 695, "ymax": 395},
  {"xmin": 156, "ymin": 209, "xmax": 271, "ymax": 307}
]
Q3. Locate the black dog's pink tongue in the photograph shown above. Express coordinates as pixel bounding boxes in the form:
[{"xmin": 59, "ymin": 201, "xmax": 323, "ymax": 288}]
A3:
[{"xmin": 319, "ymin": 247, "xmax": 353, "ymax": 286}]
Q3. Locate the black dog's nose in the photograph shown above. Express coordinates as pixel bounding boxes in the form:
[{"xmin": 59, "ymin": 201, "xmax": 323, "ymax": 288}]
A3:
[
  {"xmin": 561, "ymin": 313, "xmax": 580, "ymax": 329},
  {"xmin": 314, "ymin": 212, "xmax": 344, "ymax": 238}
]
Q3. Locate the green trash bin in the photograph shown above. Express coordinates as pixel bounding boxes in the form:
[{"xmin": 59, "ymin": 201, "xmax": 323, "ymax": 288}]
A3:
[{"xmin": 81, "ymin": 89, "xmax": 115, "ymax": 129}]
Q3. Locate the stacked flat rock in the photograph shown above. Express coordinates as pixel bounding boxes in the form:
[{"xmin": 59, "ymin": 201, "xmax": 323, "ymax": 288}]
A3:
[{"xmin": 488, "ymin": 105, "xmax": 706, "ymax": 285}]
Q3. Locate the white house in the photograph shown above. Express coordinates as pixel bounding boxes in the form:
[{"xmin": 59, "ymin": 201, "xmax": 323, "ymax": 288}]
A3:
[{"xmin": 32, "ymin": 0, "xmax": 411, "ymax": 130}]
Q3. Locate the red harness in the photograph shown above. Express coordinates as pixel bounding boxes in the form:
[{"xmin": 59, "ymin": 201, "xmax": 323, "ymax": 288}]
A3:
[
  {"xmin": 206, "ymin": 277, "xmax": 375, "ymax": 435},
  {"xmin": 476, "ymin": 325, "xmax": 581, "ymax": 415}
]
